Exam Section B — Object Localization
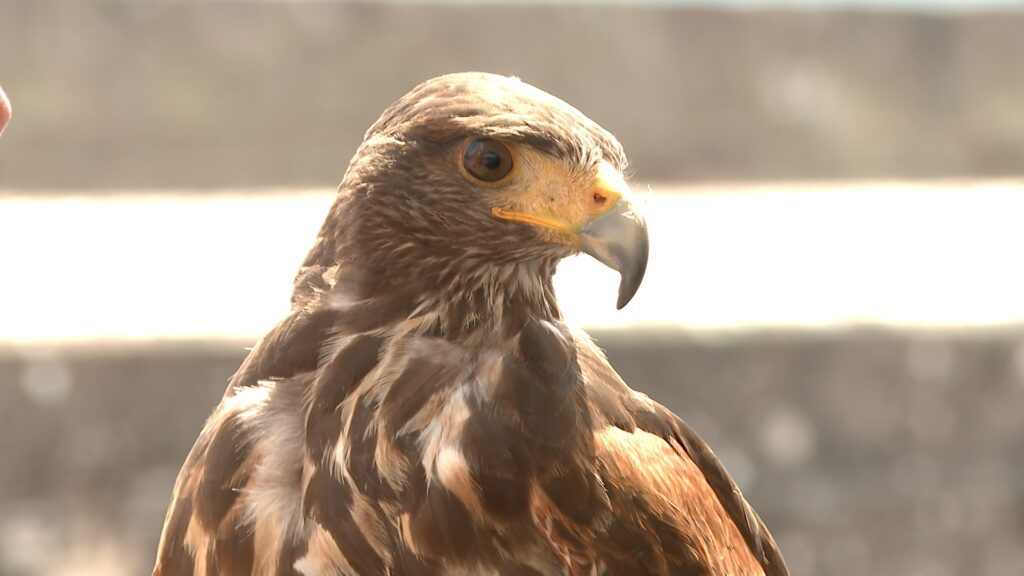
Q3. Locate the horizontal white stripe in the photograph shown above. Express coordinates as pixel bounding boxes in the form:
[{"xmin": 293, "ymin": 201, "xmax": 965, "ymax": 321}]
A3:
[{"xmin": 2, "ymin": 180, "xmax": 1022, "ymax": 344}]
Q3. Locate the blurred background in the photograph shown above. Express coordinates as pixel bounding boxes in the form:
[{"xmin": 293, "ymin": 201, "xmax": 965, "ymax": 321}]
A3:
[{"xmin": 2, "ymin": 0, "xmax": 1024, "ymax": 574}]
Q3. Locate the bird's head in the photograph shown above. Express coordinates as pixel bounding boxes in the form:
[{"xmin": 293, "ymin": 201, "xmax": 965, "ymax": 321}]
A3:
[{"xmin": 320, "ymin": 72, "xmax": 648, "ymax": 310}]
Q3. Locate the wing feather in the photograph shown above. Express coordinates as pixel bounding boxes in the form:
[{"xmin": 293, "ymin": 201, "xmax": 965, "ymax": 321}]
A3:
[
  {"xmin": 153, "ymin": 309, "xmax": 337, "ymax": 576},
  {"xmin": 576, "ymin": 333, "xmax": 789, "ymax": 576}
]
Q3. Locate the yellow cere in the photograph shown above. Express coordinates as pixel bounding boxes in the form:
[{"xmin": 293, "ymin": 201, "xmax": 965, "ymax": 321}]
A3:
[{"xmin": 491, "ymin": 153, "xmax": 630, "ymax": 243}]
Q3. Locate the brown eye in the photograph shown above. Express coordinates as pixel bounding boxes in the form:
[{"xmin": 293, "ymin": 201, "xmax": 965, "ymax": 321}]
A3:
[{"xmin": 463, "ymin": 138, "xmax": 514, "ymax": 183}]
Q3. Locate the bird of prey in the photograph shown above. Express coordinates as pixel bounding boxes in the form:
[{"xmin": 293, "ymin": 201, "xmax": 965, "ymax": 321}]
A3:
[{"xmin": 154, "ymin": 72, "xmax": 788, "ymax": 576}]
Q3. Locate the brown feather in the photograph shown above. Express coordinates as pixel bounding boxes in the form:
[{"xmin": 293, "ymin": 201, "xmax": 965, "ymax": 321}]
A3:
[{"xmin": 595, "ymin": 425, "xmax": 762, "ymax": 575}]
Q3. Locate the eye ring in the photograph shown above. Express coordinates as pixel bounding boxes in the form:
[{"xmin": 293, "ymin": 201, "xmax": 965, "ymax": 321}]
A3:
[{"xmin": 462, "ymin": 138, "xmax": 514, "ymax": 183}]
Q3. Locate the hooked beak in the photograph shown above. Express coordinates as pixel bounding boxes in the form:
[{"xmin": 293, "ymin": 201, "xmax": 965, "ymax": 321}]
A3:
[
  {"xmin": 490, "ymin": 159, "xmax": 649, "ymax": 309},
  {"xmin": 578, "ymin": 196, "xmax": 649, "ymax": 309}
]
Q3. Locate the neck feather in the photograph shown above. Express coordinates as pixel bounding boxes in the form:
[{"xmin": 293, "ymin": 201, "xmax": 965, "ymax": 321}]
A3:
[
  {"xmin": 295, "ymin": 190, "xmax": 564, "ymax": 343},
  {"xmin": 306, "ymin": 256, "xmax": 561, "ymax": 344}
]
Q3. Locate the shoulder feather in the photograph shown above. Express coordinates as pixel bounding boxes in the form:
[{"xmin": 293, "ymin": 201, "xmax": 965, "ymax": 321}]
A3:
[{"xmin": 576, "ymin": 334, "xmax": 789, "ymax": 576}]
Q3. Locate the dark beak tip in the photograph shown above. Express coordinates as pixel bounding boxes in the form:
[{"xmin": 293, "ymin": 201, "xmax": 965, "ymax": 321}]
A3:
[
  {"xmin": 578, "ymin": 197, "xmax": 649, "ymax": 311},
  {"xmin": 615, "ymin": 259, "xmax": 648, "ymax": 310}
]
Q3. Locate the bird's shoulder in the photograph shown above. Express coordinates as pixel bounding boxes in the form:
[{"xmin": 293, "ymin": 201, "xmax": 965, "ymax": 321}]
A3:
[{"xmin": 571, "ymin": 329, "xmax": 789, "ymax": 576}]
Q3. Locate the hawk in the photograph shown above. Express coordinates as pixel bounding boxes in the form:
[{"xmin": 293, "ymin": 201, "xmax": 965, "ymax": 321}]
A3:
[{"xmin": 154, "ymin": 72, "xmax": 788, "ymax": 576}]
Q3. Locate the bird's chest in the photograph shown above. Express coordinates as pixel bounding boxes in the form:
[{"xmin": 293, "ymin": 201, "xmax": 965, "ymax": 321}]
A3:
[{"xmin": 309, "ymin": 322, "xmax": 607, "ymax": 573}]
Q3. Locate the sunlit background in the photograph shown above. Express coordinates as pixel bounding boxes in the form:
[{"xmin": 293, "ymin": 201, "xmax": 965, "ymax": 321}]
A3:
[{"xmin": 2, "ymin": 0, "xmax": 1024, "ymax": 574}]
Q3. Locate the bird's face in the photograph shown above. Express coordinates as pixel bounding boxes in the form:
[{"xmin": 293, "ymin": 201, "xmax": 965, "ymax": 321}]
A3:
[
  {"xmin": 459, "ymin": 136, "xmax": 648, "ymax": 309},
  {"xmin": 345, "ymin": 73, "xmax": 648, "ymax": 308}
]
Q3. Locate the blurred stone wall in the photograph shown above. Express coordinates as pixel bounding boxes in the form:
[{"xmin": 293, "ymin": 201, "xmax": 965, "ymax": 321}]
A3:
[
  {"xmin": 1, "ymin": 1, "xmax": 1024, "ymax": 189},
  {"xmin": 2, "ymin": 330, "xmax": 1023, "ymax": 575}
]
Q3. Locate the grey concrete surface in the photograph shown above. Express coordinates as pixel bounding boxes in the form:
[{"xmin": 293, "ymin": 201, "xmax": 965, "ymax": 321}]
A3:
[
  {"xmin": 2, "ymin": 2, "xmax": 1024, "ymax": 189},
  {"xmin": 2, "ymin": 329, "xmax": 1023, "ymax": 575}
]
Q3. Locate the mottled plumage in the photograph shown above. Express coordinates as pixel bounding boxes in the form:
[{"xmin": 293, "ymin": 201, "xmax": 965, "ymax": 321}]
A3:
[{"xmin": 154, "ymin": 72, "xmax": 788, "ymax": 576}]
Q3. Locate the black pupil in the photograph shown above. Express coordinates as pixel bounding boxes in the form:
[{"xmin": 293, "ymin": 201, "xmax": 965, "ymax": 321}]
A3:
[
  {"xmin": 464, "ymin": 139, "xmax": 512, "ymax": 182},
  {"xmin": 482, "ymin": 150, "xmax": 502, "ymax": 170}
]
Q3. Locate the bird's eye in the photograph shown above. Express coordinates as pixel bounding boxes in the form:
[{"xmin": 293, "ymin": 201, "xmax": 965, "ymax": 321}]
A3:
[{"xmin": 463, "ymin": 138, "xmax": 514, "ymax": 183}]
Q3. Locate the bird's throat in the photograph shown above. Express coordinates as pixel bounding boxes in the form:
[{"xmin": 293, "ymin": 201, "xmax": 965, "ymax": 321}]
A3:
[
  {"xmin": 325, "ymin": 258, "xmax": 562, "ymax": 344},
  {"xmin": 426, "ymin": 260, "xmax": 561, "ymax": 342}
]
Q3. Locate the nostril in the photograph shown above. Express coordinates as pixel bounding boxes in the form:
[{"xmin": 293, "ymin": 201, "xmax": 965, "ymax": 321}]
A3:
[{"xmin": 593, "ymin": 192, "xmax": 608, "ymax": 206}]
